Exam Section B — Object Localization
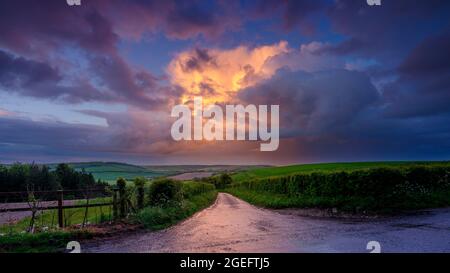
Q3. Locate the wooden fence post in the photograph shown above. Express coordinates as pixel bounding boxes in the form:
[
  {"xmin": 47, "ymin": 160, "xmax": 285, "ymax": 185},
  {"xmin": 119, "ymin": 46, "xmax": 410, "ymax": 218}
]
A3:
[
  {"xmin": 119, "ymin": 187, "xmax": 126, "ymax": 218},
  {"xmin": 57, "ymin": 190, "xmax": 64, "ymax": 228},
  {"xmin": 137, "ymin": 186, "xmax": 144, "ymax": 210},
  {"xmin": 112, "ymin": 188, "xmax": 118, "ymax": 220},
  {"xmin": 116, "ymin": 179, "xmax": 126, "ymax": 218}
]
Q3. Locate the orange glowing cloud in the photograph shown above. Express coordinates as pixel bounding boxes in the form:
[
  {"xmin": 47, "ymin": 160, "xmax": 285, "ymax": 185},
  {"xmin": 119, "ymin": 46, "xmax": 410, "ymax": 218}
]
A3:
[{"xmin": 167, "ymin": 41, "xmax": 290, "ymax": 103}]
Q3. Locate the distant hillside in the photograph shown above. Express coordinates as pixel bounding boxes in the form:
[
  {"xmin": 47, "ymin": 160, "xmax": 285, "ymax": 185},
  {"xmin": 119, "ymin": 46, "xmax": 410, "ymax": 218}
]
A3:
[
  {"xmin": 44, "ymin": 162, "xmax": 268, "ymax": 183},
  {"xmin": 47, "ymin": 162, "xmax": 173, "ymax": 183},
  {"xmin": 143, "ymin": 165, "xmax": 269, "ymax": 173}
]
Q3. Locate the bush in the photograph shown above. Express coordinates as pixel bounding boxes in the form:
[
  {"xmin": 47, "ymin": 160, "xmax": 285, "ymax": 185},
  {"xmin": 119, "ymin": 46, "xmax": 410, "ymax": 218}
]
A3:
[
  {"xmin": 197, "ymin": 173, "xmax": 233, "ymax": 189},
  {"xmin": 137, "ymin": 191, "xmax": 217, "ymax": 230},
  {"xmin": 216, "ymin": 173, "xmax": 233, "ymax": 189},
  {"xmin": 182, "ymin": 182, "xmax": 215, "ymax": 198},
  {"xmin": 148, "ymin": 179, "xmax": 182, "ymax": 206}
]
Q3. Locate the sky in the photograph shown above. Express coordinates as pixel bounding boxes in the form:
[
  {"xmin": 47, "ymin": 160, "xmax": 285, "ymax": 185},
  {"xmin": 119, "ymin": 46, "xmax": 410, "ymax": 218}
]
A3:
[{"xmin": 0, "ymin": 0, "xmax": 450, "ymax": 165}]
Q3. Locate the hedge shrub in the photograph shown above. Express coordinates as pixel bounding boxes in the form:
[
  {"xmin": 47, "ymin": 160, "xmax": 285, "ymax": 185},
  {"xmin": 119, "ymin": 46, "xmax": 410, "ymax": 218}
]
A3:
[
  {"xmin": 231, "ymin": 166, "xmax": 450, "ymax": 204},
  {"xmin": 148, "ymin": 178, "xmax": 183, "ymax": 206},
  {"xmin": 182, "ymin": 181, "xmax": 215, "ymax": 198}
]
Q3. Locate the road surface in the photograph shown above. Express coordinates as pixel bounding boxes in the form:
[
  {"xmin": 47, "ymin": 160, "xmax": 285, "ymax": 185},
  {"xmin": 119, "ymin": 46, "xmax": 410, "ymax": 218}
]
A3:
[{"xmin": 84, "ymin": 193, "xmax": 450, "ymax": 253}]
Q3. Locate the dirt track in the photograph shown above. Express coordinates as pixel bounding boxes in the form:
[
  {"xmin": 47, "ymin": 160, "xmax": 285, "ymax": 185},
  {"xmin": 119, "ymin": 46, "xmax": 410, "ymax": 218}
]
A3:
[{"xmin": 84, "ymin": 193, "xmax": 450, "ymax": 253}]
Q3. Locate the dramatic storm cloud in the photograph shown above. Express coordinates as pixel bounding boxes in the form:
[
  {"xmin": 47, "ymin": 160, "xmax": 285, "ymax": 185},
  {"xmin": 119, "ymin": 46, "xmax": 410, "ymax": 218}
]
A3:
[
  {"xmin": 0, "ymin": 0, "xmax": 449, "ymax": 164},
  {"xmin": 168, "ymin": 41, "xmax": 290, "ymax": 103}
]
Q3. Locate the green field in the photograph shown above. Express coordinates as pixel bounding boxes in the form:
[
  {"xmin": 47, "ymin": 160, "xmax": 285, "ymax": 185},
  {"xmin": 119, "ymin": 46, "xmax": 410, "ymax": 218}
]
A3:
[
  {"xmin": 232, "ymin": 161, "xmax": 450, "ymax": 182},
  {"xmin": 47, "ymin": 162, "xmax": 173, "ymax": 183}
]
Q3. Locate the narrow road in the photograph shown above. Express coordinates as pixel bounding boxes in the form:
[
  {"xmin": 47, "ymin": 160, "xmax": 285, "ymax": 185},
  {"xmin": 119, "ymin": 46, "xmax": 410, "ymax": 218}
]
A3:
[{"xmin": 84, "ymin": 193, "xmax": 450, "ymax": 253}]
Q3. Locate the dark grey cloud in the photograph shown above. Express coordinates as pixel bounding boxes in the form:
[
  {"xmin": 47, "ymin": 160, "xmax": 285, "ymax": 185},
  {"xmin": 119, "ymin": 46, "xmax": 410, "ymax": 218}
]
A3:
[
  {"xmin": 76, "ymin": 109, "xmax": 172, "ymax": 152},
  {"xmin": 0, "ymin": 48, "xmax": 177, "ymax": 107},
  {"xmin": 0, "ymin": 0, "xmax": 238, "ymax": 55},
  {"xmin": 0, "ymin": 0, "xmax": 236, "ymax": 108},
  {"xmin": 162, "ymin": 0, "xmax": 237, "ymax": 39},
  {"xmin": 0, "ymin": 116, "xmax": 106, "ymax": 153},
  {"xmin": 89, "ymin": 54, "xmax": 166, "ymax": 108},
  {"xmin": 0, "ymin": 49, "xmax": 114, "ymax": 103},
  {"xmin": 245, "ymin": 0, "xmax": 328, "ymax": 34},
  {"xmin": 239, "ymin": 68, "xmax": 380, "ymax": 137},
  {"xmin": 0, "ymin": 0, "xmax": 118, "ymax": 56},
  {"xmin": 317, "ymin": 38, "xmax": 366, "ymax": 56},
  {"xmin": 0, "ymin": 50, "xmax": 60, "ymax": 88},
  {"xmin": 0, "ymin": 111, "xmax": 174, "ymax": 163},
  {"xmin": 383, "ymin": 31, "xmax": 450, "ymax": 118},
  {"xmin": 399, "ymin": 31, "xmax": 450, "ymax": 76},
  {"xmin": 238, "ymin": 68, "xmax": 450, "ymax": 161},
  {"xmin": 327, "ymin": 0, "xmax": 450, "ymax": 59}
]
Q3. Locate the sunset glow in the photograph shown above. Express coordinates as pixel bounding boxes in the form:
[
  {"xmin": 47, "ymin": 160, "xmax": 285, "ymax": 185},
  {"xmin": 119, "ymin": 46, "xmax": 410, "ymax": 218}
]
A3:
[{"xmin": 168, "ymin": 41, "xmax": 290, "ymax": 104}]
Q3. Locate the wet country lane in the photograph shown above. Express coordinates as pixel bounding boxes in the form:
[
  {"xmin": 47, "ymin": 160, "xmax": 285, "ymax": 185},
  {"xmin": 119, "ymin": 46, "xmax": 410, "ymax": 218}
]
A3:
[{"xmin": 84, "ymin": 193, "xmax": 450, "ymax": 253}]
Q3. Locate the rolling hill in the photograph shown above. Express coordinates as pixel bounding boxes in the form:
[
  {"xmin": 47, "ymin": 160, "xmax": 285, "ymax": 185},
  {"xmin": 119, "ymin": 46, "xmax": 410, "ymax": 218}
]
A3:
[
  {"xmin": 46, "ymin": 162, "xmax": 267, "ymax": 183},
  {"xmin": 47, "ymin": 162, "xmax": 172, "ymax": 183}
]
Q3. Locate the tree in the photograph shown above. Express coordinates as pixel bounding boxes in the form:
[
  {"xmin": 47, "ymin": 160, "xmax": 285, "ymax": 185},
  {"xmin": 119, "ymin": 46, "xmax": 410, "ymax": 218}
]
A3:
[
  {"xmin": 0, "ymin": 164, "xmax": 9, "ymax": 192},
  {"xmin": 55, "ymin": 163, "xmax": 78, "ymax": 190},
  {"xmin": 27, "ymin": 163, "xmax": 41, "ymax": 189},
  {"xmin": 216, "ymin": 173, "xmax": 233, "ymax": 189},
  {"xmin": 148, "ymin": 178, "xmax": 182, "ymax": 206},
  {"xmin": 8, "ymin": 163, "xmax": 29, "ymax": 191},
  {"xmin": 0, "ymin": 162, "xmax": 104, "ymax": 194},
  {"xmin": 40, "ymin": 165, "xmax": 59, "ymax": 190}
]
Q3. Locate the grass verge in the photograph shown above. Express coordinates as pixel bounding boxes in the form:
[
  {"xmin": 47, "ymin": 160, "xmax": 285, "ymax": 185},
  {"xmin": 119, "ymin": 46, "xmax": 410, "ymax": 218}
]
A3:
[
  {"xmin": 0, "ymin": 230, "xmax": 95, "ymax": 253},
  {"xmin": 224, "ymin": 188, "xmax": 450, "ymax": 213},
  {"xmin": 136, "ymin": 190, "xmax": 217, "ymax": 230}
]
